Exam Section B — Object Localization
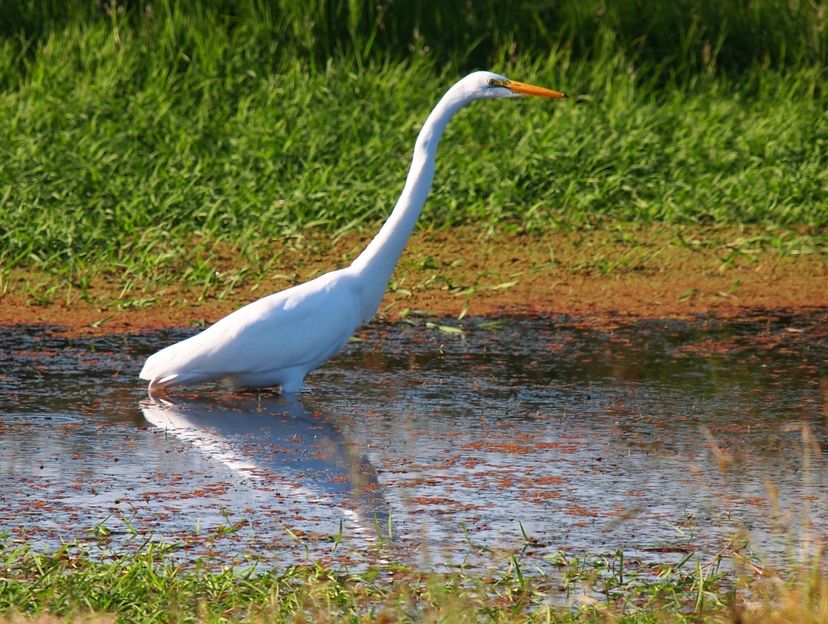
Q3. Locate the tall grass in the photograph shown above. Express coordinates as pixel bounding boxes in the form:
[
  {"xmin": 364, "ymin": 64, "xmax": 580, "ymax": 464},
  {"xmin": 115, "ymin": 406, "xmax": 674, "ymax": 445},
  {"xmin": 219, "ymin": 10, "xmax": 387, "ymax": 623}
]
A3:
[
  {"xmin": 2, "ymin": 0, "xmax": 826, "ymax": 81},
  {"xmin": 0, "ymin": 2, "xmax": 825, "ymax": 285}
]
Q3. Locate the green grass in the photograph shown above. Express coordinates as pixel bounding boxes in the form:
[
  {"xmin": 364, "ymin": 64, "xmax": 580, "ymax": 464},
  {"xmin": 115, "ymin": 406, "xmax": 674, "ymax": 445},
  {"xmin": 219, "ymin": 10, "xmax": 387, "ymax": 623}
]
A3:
[
  {"xmin": 2, "ymin": 529, "xmax": 828, "ymax": 623},
  {"xmin": 2, "ymin": 0, "xmax": 826, "ymax": 77},
  {"xmin": 0, "ymin": 1, "xmax": 825, "ymax": 290},
  {"xmin": 0, "ymin": 531, "xmax": 736, "ymax": 623}
]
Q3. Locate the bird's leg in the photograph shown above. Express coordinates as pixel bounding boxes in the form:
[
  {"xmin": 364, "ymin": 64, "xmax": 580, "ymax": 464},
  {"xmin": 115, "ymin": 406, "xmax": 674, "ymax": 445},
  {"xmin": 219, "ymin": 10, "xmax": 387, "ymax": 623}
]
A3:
[{"xmin": 279, "ymin": 370, "xmax": 306, "ymax": 394}]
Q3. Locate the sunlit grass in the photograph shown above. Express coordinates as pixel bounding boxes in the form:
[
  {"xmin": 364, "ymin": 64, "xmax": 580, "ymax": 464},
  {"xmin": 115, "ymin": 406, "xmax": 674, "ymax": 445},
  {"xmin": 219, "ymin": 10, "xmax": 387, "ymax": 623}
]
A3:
[
  {"xmin": 0, "ymin": 531, "xmax": 728, "ymax": 623},
  {"xmin": 0, "ymin": 4, "xmax": 825, "ymax": 295},
  {"xmin": 1, "ymin": 527, "xmax": 827, "ymax": 623}
]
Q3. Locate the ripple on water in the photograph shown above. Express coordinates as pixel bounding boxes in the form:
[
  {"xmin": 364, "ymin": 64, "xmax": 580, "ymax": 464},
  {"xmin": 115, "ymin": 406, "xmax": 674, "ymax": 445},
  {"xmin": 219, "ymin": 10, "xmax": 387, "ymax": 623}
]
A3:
[{"xmin": 0, "ymin": 313, "xmax": 826, "ymax": 571}]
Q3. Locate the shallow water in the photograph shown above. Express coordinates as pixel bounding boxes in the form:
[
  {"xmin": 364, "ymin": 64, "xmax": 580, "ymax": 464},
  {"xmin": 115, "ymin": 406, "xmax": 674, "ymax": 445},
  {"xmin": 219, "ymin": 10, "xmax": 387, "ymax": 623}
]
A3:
[{"xmin": 1, "ymin": 312, "xmax": 826, "ymax": 572}]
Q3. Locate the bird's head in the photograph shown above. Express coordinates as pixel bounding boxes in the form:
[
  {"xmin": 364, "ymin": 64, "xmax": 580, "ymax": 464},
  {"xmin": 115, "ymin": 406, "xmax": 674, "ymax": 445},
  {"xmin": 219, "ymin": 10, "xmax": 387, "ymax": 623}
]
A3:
[{"xmin": 460, "ymin": 71, "xmax": 567, "ymax": 101}]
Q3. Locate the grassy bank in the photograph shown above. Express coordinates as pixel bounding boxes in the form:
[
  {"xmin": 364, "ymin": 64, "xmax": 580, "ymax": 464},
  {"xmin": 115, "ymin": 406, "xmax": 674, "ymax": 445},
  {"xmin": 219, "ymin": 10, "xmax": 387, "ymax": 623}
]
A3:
[
  {"xmin": 1, "ymin": 533, "xmax": 826, "ymax": 623},
  {"xmin": 0, "ymin": 2, "xmax": 825, "ymax": 295}
]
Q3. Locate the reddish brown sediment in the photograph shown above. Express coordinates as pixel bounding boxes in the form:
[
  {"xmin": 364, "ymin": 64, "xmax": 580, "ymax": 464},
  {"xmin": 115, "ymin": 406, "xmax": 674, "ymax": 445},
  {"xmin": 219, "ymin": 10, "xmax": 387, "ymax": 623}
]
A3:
[{"xmin": 1, "ymin": 226, "xmax": 825, "ymax": 335}]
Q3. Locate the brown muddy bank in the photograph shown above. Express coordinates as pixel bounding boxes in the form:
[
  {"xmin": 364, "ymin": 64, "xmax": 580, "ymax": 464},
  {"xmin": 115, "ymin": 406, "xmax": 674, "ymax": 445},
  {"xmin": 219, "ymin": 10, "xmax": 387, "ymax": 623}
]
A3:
[{"xmin": 1, "ymin": 226, "xmax": 825, "ymax": 335}]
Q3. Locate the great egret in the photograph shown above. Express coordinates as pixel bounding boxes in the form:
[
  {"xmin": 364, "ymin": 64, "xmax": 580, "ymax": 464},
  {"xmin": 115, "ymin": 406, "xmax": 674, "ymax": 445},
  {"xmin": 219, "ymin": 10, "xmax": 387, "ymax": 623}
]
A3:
[{"xmin": 140, "ymin": 71, "xmax": 566, "ymax": 393}]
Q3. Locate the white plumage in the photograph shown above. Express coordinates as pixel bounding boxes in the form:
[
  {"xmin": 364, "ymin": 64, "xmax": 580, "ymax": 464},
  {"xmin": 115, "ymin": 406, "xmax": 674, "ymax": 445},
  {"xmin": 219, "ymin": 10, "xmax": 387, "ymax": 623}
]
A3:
[{"xmin": 140, "ymin": 71, "xmax": 566, "ymax": 393}]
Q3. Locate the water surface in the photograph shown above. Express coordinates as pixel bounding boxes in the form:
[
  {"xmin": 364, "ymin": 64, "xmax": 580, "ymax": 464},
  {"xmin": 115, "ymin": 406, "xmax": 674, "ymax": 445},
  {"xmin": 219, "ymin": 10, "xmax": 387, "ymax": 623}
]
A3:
[{"xmin": 1, "ymin": 312, "xmax": 826, "ymax": 572}]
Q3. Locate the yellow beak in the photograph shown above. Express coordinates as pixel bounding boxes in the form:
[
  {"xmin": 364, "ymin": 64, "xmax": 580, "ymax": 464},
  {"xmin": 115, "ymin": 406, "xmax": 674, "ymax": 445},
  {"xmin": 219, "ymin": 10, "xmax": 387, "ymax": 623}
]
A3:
[{"xmin": 506, "ymin": 80, "xmax": 567, "ymax": 99}]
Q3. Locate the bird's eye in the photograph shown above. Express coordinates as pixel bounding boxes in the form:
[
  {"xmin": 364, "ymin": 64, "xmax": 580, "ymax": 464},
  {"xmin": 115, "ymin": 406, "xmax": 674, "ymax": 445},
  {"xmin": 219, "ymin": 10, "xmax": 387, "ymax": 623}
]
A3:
[{"xmin": 487, "ymin": 78, "xmax": 498, "ymax": 87}]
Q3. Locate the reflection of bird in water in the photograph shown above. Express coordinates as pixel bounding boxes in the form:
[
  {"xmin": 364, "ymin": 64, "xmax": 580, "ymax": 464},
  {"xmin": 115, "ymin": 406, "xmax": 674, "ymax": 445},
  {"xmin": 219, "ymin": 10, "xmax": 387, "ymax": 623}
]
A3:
[
  {"xmin": 139, "ymin": 72, "xmax": 566, "ymax": 394},
  {"xmin": 139, "ymin": 393, "xmax": 387, "ymax": 540}
]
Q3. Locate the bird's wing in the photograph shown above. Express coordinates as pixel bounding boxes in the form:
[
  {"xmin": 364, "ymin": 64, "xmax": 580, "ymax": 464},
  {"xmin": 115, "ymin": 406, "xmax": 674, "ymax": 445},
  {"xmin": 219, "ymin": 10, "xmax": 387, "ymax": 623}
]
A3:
[{"xmin": 140, "ymin": 269, "xmax": 362, "ymax": 382}]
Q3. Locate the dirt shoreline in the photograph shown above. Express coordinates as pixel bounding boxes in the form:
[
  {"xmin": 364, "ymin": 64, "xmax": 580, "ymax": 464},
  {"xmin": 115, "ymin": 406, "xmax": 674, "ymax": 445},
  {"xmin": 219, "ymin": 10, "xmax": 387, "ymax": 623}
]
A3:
[{"xmin": 2, "ymin": 227, "xmax": 825, "ymax": 335}]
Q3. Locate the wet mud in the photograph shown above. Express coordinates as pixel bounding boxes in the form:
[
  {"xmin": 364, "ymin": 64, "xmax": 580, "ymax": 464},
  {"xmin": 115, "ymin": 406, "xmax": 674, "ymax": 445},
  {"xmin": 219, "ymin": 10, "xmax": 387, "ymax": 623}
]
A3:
[{"xmin": 2, "ymin": 227, "xmax": 826, "ymax": 336}]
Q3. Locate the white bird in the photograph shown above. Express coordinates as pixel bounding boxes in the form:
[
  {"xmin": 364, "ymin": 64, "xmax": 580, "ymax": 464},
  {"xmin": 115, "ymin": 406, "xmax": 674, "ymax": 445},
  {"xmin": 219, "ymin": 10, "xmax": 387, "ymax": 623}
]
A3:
[{"xmin": 140, "ymin": 71, "xmax": 566, "ymax": 394}]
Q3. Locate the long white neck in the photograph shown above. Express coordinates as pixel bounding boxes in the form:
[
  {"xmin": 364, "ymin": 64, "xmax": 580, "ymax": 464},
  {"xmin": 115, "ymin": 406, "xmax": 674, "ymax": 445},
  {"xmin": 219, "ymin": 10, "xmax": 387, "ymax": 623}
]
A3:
[{"xmin": 350, "ymin": 85, "xmax": 474, "ymax": 320}]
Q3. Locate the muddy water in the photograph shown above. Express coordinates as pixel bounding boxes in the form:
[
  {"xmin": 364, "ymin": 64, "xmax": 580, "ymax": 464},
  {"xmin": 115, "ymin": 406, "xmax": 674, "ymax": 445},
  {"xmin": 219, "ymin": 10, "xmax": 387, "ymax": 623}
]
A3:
[{"xmin": 1, "ymin": 312, "xmax": 826, "ymax": 572}]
